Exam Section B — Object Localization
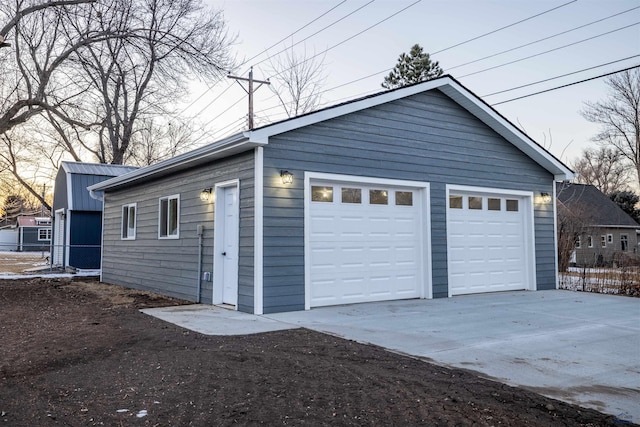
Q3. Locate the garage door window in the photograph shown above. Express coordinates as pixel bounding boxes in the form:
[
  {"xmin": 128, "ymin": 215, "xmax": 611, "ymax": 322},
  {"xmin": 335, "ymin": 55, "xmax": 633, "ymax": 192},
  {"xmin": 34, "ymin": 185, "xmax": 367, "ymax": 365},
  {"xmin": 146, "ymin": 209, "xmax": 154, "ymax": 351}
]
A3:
[
  {"xmin": 449, "ymin": 195, "xmax": 463, "ymax": 209},
  {"xmin": 395, "ymin": 191, "xmax": 413, "ymax": 206},
  {"xmin": 506, "ymin": 199, "xmax": 519, "ymax": 211},
  {"xmin": 488, "ymin": 198, "xmax": 501, "ymax": 211},
  {"xmin": 370, "ymin": 189, "xmax": 388, "ymax": 205},
  {"xmin": 342, "ymin": 187, "xmax": 361, "ymax": 204},
  {"xmin": 468, "ymin": 196, "xmax": 482, "ymax": 210},
  {"xmin": 312, "ymin": 186, "xmax": 333, "ymax": 202}
]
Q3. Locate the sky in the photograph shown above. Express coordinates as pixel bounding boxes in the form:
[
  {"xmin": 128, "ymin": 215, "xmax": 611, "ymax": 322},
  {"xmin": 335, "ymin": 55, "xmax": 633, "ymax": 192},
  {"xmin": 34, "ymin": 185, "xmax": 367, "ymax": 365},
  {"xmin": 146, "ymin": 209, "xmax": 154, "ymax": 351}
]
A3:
[{"xmin": 179, "ymin": 0, "xmax": 640, "ymax": 167}]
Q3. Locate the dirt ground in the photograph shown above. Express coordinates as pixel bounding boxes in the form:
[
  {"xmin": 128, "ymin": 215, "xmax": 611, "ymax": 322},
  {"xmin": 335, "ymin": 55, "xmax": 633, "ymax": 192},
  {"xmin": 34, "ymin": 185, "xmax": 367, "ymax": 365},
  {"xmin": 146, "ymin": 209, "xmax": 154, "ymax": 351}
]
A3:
[{"xmin": 0, "ymin": 277, "xmax": 631, "ymax": 426}]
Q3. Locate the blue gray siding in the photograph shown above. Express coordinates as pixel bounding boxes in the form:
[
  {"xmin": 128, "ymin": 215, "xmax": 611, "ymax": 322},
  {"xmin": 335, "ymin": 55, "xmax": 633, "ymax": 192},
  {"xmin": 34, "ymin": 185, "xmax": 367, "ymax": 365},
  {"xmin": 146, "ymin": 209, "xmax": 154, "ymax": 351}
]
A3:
[
  {"xmin": 71, "ymin": 174, "xmax": 111, "ymax": 211},
  {"xmin": 100, "ymin": 152, "xmax": 255, "ymax": 312},
  {"xmin": 262, "ymin": 89, "xmax": 556, "ymax": 312}
]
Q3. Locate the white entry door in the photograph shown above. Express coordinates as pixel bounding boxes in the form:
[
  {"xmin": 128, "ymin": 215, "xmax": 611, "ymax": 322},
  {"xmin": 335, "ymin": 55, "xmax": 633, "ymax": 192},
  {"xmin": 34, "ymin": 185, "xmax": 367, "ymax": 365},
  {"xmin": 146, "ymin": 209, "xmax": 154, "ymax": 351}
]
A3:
[
  {"xmin": 447, "ymin": 189, "xmax": 532, "ymax": 296},
  {"xmin": 53, "ymin": 209, "xmax": 65, "ymax": 266},
  {"xmin": 307, "ymin": 178, "xmax": 426, "ymax": 308},
  {"xmin": 214, "ymin": 184, "xmax": 239, "ymax": 306}
]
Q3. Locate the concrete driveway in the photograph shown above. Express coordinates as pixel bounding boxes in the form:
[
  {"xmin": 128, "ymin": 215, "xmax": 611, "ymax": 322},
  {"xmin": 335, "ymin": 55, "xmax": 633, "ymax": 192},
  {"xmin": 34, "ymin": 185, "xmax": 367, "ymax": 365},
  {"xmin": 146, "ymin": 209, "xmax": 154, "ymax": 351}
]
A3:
[{"xmin": 266, "ymin": 290, "xmax": 640, "ymax": 422}]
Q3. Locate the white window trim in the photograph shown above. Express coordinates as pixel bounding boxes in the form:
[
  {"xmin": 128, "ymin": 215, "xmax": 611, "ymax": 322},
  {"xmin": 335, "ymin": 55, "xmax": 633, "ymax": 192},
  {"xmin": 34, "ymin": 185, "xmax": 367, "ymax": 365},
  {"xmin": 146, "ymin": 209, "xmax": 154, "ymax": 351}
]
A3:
[
  {"xmin": 607, "ymin": 233, "xmax": 613, "ymax": 244},
  {"xmin": 38, "ymin": 228, "xmax": 51, "ymax": 241},
  {"xmin": 121, "ymin": 203, "xmax": 137, "ymax": 240},
  {"xmin": 304, "ymin": 172, "xmax": 432, "ymax": 310},
  {"xmin": 575, "ymin": 235, "xmax": 581, "ymax": 249},
  {"xmin": 158, "ymin": 194, "xmax": 180, "ymax": 239}
]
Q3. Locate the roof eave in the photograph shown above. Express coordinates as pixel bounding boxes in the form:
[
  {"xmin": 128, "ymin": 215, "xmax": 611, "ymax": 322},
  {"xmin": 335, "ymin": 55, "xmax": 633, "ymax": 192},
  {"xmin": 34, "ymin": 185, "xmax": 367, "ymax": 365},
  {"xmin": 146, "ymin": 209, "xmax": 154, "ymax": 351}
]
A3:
[{"xmin": 88, "ymin": 132, "xmax": 257, "ymax": 192}]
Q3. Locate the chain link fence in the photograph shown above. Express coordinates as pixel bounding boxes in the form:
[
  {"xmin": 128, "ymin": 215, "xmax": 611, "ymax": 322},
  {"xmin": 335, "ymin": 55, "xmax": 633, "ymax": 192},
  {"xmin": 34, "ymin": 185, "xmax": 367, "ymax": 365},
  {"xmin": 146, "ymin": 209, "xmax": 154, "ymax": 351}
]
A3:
[{"xmin": 0, "ymin": 243, "xmax": 102, "ymax": 275}]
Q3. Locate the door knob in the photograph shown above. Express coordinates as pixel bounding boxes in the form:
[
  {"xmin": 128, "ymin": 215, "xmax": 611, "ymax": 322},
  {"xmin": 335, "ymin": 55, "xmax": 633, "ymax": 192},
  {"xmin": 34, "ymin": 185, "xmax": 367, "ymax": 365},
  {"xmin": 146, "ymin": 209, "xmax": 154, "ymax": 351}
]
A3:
[{"xmin": 222, "ymin": 252, "xmax": 227, "ymax": 256}]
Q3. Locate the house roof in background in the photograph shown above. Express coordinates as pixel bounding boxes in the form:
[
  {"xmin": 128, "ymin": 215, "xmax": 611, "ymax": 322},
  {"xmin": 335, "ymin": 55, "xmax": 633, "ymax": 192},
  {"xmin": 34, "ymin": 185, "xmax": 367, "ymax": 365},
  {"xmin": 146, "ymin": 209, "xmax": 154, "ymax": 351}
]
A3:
[
  {"xmin": 556, "ymin": 182, "xmax": 639, "ymax": 228},
  {"xmin": 61, "ymin": 161, "xmax": 138, "ymax": 177}
]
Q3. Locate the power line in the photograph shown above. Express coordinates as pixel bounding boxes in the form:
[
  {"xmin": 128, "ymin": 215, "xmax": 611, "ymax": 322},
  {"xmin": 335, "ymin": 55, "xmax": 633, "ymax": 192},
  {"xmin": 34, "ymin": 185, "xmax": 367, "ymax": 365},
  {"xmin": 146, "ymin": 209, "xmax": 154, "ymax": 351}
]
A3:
[
  {"xmin": 239, "ymin": 0, "xmax": 348, "ymax": 70},
  {"xmin": 180, "ymin": 1, "xmax": 351, "ymax": 117},
  {"xmin": 267, "ymin": 0, "xmax": 422, "ymax": 81},
  {"xmin": 458, "ymin": 22, "xmax": 640, "ymax": 79},
  {"xmin": 448, "ymin": 5, "xmax": 640, "ymax": 71},
  {"xmin": 432, "ymin": 0, "xmax": 578, "ymax": 55},
  {"xmin": 251, "ymin": 0, "xmax": 376, "ymax": 70},
  {"xmin": 484, "ymin": 55, "xmax": 640, "ymax": 97},
  {"xmin": 491, "ymin": 64, "xmax": 640, "ymax": 105}
]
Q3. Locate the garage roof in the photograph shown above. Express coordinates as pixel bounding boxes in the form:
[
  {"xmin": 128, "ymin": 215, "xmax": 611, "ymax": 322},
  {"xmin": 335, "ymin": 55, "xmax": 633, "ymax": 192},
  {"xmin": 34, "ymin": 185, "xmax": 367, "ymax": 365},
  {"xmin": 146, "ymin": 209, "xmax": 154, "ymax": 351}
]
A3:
[{"xmin": 89, "ymin": 75, "xmax": 574, "ymax": 193}]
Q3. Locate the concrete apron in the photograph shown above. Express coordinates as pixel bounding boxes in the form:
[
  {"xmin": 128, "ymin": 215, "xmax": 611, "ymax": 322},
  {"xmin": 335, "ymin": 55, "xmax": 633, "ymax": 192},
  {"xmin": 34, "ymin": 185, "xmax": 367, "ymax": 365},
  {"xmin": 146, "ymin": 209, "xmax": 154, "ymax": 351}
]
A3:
[{"xmin": 142, "ymin": 290, "xmax": 640, "ymax": 422}]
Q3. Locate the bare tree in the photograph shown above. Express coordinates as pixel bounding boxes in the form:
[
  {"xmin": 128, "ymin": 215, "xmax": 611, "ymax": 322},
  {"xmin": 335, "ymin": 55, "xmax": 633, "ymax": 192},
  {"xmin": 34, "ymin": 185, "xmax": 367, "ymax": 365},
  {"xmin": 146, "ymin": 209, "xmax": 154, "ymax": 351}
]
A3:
[
  {"xmin": 128, "ymin": 119, "xmax": 194, "ymax": 166},
  {"xmin": 266, "ymin": 47, "xmax": 326, "ymax": 119},
  {"xmin": 582, "ymin": 68, "xmax": 640, "ymax": 188},
  {"xmin": 571, "ymin": 146, "xmax": 630, "ymax": 195},
  {"xmin": 67, "ymin": 0, "xmax": 235, "ymax": 164},
  {"xmin": 0, "ymin": 0, "xmax": 235, "ymax": 205}
]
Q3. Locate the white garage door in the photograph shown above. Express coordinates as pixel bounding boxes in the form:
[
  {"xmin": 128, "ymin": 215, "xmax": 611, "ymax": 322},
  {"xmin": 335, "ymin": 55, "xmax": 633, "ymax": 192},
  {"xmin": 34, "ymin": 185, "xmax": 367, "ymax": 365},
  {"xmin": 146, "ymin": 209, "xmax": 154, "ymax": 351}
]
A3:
[
  {"xmin": 447, "ymin": 190, "xmax": 532, "ymax": 296},
  {"xmin": 308, "ymin": 180, "xmax": 424, "ymax": 307}
]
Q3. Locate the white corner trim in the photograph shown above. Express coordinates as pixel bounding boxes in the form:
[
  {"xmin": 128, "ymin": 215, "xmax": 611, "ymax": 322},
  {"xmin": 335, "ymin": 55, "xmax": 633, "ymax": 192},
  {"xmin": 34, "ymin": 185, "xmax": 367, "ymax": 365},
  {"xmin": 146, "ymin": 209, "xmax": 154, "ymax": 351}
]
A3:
[
  {"xmin": 254, "ymin": 147, "xmax": 264, "ymax": 315},
  {"xmin": 304, "ymin": 173, "xmax": 312, "ymax": 310},
  {"xmin": 552, "ymin": 180, "xmax": 559, "ymax": 289}
]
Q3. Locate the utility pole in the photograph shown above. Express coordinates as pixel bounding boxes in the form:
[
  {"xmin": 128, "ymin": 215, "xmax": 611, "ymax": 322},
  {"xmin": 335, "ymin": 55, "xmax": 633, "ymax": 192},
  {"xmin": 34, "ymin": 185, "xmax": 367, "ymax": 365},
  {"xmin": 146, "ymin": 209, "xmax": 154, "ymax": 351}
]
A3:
[{"xmin": 227, "ymin": 67, "xmax": 270, "ymax": 130}]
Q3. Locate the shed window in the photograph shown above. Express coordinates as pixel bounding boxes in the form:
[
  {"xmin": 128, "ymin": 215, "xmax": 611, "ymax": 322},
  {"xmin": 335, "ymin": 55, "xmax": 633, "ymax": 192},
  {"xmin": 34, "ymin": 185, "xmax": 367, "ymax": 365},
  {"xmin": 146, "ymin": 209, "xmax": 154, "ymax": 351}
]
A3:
[
  {"xmin": 587, "ymin": 235, "xmax": 593, "ymax": 248},
  {"xmin": 159, "ymin": 195, "xmax": 180, "ymax": 239},
  {"xmin": 122, "ymin": 203, "xmax": 137, "ymax": 240},
  {"xmin": 607, "ymin": 234, "xmax": 613, "ymax": 244},
  {"xmin": 601, "ymin": 235, "xmax": 606, "ymax": 248},
  {"xmin": 38, "ymin": 228, "xmax": 51, "ymax": 241},
  {"xmin": 575, "ymin": 235, "xmax": 581, "ymax": 249}
]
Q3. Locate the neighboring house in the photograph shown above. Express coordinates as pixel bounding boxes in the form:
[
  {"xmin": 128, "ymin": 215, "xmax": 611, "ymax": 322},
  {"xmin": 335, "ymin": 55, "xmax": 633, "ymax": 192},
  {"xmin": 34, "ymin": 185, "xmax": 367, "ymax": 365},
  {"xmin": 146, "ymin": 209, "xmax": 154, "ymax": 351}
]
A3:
[
  {"xmin": 556, "ymin": 182, "xmax": 640, "ymax": 267},
  {"xmin": 89, "ymin": 75, "xmax": 574, "ymax": 314},
  {"xmin": 52, "ymin": 162, "xmax": 138, "ymax": 269},
  {"xmin": 17, "ymin": 216, "xmax": 51, "ymax": 252},
  {"xmin": 0, "ymin": 226, "xmax": 18, "ymax": 252}
]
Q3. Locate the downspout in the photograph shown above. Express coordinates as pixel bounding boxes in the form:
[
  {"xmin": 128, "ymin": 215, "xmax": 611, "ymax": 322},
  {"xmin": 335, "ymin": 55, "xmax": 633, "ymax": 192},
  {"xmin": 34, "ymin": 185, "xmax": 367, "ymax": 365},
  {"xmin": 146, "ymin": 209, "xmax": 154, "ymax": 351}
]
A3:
[{"xmin": 196, "ymin": 224, "xmax": 204, "ymax": 303}]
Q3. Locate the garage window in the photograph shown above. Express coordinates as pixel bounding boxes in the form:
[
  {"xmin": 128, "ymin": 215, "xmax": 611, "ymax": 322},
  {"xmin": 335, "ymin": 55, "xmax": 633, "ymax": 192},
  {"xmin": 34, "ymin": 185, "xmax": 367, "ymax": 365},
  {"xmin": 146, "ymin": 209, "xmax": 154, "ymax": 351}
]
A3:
[
  {"xmin": 312, "ymin": 186, "xmax": 333, "ymax": 202},
  {"xmin": 395, "ymin": 191, "xmax": 413, "ymax": 206},
  {"xmin": 370, "ymin": 189, "xmax": 388, "ymax": 205},
  {"xmin": 488, "ymin": 198, "xmax": 501, "ymax": 211},
  {"xmin": 468, "ymin": 196, "xmax": 482, "ymax": 210},
  {"xmin": 341, "ymin": 187, "xmax": 361, "ymax": 204},
  {"xmin": 506, "ymin": 199, "xmax": 519, "ymax": 212},
  {"xmin": 449, "ymin": 195, "xmax": 463, "ymax": 209}
]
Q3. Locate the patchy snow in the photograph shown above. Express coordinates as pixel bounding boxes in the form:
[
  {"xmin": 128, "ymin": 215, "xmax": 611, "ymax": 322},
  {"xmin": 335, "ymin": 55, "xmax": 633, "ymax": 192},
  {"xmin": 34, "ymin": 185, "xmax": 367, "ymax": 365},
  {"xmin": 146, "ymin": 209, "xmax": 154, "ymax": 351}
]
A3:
[
  {"xmin": 116, "ymin": 409, "xmax": 129, "ymax": 413},
  {"xmin": 136, "ymin": 410, "xmax": 148, "ymax": 418},
  {"xmin": 0, "ymin": 271, "xmax": 100, "ymax": 280}
]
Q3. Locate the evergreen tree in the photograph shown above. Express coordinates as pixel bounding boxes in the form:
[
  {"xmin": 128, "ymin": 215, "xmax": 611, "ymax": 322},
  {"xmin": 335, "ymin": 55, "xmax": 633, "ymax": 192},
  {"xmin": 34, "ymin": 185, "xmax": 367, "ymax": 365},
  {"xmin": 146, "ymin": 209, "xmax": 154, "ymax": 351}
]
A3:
[
  {"xmin": 609, "ymin": 191, "xmax": 640, "ymax": 224},
  {"xmin": 382, "ymin": 44, "xmax": 443, "ymax": 89}
]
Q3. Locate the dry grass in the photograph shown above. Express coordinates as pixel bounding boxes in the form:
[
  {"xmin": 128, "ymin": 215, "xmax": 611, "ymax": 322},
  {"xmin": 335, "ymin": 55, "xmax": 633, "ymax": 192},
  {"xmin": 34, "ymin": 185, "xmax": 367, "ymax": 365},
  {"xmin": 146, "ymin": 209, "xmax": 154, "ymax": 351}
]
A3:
[
  {"xmin": 0, "ymin": 251, "xmax": 50, "ymax": 274},
  {"xmin": 559, "ymin": 266, "xmax": 640, "ymax": 297}
]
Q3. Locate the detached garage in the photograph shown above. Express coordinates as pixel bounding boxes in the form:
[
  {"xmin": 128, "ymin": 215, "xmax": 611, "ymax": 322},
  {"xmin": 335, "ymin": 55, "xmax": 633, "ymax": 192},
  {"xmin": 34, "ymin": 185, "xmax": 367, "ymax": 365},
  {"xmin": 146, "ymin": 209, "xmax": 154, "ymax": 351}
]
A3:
[{"xmin": 89, "ymin": 75, "xmax": 573, "ymax": 314}]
